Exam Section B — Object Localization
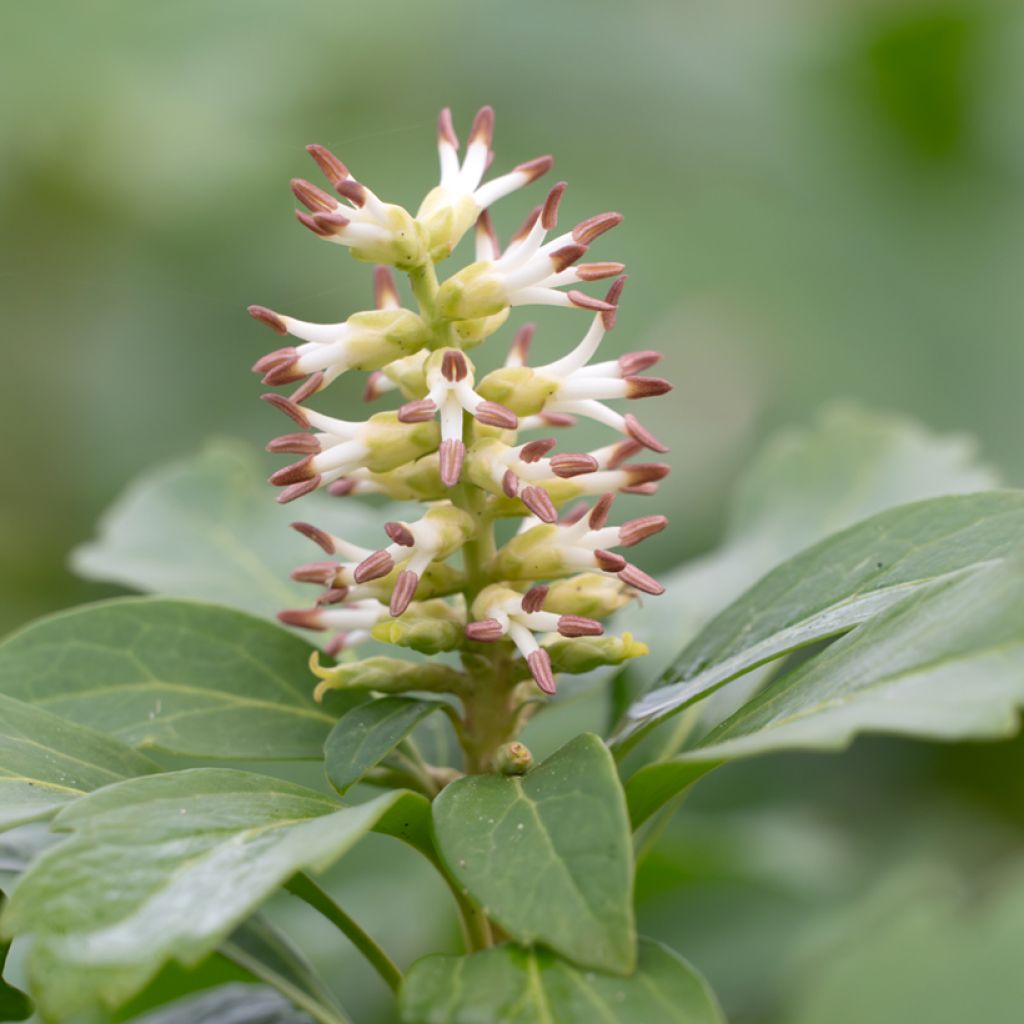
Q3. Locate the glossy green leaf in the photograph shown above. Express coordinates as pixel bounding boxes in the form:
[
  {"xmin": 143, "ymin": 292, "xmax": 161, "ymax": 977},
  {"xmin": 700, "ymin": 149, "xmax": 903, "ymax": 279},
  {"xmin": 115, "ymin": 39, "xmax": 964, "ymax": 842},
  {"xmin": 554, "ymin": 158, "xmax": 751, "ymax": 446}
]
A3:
[
  {"xmin": 325, "ymin": 697, "xmax": 442, "ymax": 795},
  {"xmin": 126, "ymin": 983, "xmax": 314, "ymax": 1024},
  {"xmin": 433, "ymin": 733, "xmax": 635, "ymax": 974},
  {"xmin": 0, "ymin": 597, "xmax": 352, "ymax": 760},
  {"xmin": 612, "ymin": 405, "xmax": 998, "ymax": 701},
  {"xmin": 398, "ymin": 938, "xmax": 723, "ymax": 1024},
  {"xmin": 71, "ymin": 439, "xmax": 402, "ymax": 622},
  {"xmin": 620, "ymin": 491, "xmax": 1024, "ymax": 744},
  {"xmin": 0, "ymin": 692, "xmax": 157, "ymax": 831},
  {"xmin": 0, "ymin": 768, "xmax": 419, "ymax": 1020}
]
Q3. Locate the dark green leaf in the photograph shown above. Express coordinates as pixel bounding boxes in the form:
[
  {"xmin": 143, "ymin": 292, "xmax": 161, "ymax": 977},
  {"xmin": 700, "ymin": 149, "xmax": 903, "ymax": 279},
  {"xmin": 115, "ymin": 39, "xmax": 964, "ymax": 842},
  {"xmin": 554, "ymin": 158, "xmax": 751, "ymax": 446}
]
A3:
[
  {"xmin": 612, "ymin": 405, "xmax": 998, "ymax": 703},
  {"xmin": 0, "ymin": 598, "xmax": 351, "ymax": 760},
  {"xmin": 0, "ymin": 768, "xmax": 419, "ymax": 1020},
  {"xmin": 620, "ymin": 491, "xmax": 1024, "ymax": 743},
  {"xmin": 398, "ymin": 938, "xmax": 723, "ymax": 1024},
  {"xmin": 0, "ymin": 692, "xmax": 157, "ymax": 831},
  {"xmin": 126, "ymin": 983, "xmax": 313, "ymax": 1024},
  {"xmin": 71, "ymin": 440, "xmax": 402, "ymax": 622},
  {"xmin": 325, "ymin": 698, "xmax": 442, "ymax": 794},
  {"xmin": 432, "ymin": 733, "xmax": 635, "ymax": 974}
]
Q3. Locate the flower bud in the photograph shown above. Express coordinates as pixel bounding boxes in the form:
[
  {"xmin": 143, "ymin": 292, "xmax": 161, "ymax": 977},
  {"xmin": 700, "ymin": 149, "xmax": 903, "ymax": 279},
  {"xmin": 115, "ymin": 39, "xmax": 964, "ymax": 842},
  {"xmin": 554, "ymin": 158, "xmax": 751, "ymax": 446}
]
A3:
[
  {"xmin": 310, "ymin": 653, "xmax": 465, "ymax": 701},
  {"xmin": 545, "ymin": 632, "xmax": 649, "ymax": 674},
  {"xmin": 371, "ymin": 599, "xmax": 465, "ymax": 654},
  {"xmin": 544, "ymin": 573, "xmax": 633, "ymax": 618},
  {"xmin": 495, "ymin": 741, "xmax": 533, "ymax": 775}
]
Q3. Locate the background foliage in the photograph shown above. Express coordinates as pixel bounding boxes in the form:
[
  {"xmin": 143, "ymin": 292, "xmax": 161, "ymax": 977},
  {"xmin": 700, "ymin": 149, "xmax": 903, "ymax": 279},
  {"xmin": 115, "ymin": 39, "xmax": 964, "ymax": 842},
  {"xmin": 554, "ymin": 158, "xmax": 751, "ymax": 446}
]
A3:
[{"xmin": 2, "ymin": 1, "xmax": 1024, "ymax": 1022}]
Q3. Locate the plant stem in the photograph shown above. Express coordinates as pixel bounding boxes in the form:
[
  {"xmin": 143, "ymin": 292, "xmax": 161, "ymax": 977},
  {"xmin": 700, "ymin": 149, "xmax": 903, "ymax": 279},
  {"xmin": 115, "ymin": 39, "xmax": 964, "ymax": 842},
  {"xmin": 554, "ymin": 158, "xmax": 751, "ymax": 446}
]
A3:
[
  {"xmin": 408, "ymin": 260, "xmax": 439, "ymax": 323},
  {"xmin": 286, "ymin": 873, "xmax": 403, "ymax": 994},
  {"xmin": 451, "ymin": 885, "xmax": 494, "ymax": 951},
  {"xmin": 221, "ymin": 941, "xmax": 353, "ymax": 1024}
]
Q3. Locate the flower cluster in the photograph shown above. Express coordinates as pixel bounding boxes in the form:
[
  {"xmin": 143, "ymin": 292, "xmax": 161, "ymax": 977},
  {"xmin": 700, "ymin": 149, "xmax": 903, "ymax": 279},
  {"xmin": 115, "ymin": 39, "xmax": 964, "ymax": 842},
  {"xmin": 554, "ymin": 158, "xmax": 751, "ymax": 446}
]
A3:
[{"xmin": 249, "ymin": 107, "xmax": 671, "ymax": 750}]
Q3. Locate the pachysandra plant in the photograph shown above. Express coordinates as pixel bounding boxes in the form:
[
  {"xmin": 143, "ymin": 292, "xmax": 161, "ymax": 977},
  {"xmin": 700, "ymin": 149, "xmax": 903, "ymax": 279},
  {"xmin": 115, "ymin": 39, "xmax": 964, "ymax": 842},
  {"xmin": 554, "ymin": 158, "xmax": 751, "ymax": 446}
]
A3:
[{"xmin": 1, "ymin": 106, "xmax": 1023, "ymax": 1024}]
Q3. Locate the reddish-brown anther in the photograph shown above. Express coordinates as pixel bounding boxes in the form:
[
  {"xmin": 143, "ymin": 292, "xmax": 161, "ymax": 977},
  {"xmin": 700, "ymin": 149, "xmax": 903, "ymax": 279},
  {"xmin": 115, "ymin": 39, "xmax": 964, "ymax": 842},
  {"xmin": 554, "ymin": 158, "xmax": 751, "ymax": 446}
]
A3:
[
  {"xmin": 289, "ymin": 372, "xmax": 325, "ymax": 404},
  {"xmin": 248, "ymin": 306, "xmax": 289, "ymax": 336},
  {"xmin": 465, "ymin": 618, "xmax": 505, "ymax": 643},
  {"xmin": 557, "ymin": 615, "xmax": 604, "ymax": 638},
  {"xmin": 277, "ymin": 478, "xmax": 321, "ymax": 504},
  {"xmin": 567, "ymin": 290, "xmax": 615, "ymax": 313},
  {"xmin": 601, "ymin": 276, "xmax": 626, "ymax": 330},
  {"xmin": 502, "ymin": 469, "xmax": 520, "ymax": 499},
  {"xmin": 384, "ymin": 522, "xmax": 415, "ymax": 547},
  {"xmin": 521, "ymin": 584, "xmax": 549, "ymax": 614},
  {"xmin": 574, "ymin": 262, "xmax": 626, "ymax": 282},
  {"xmin": 291, "ymin": 178, "xmax": 337, "ymax": 213},
  {"xmin": 606, "ymin": 439, "xmax": 643, "ymax": 470},
  {"xmin": 334, "ymin": 179, "xmax": 367, "ymax": 208},
  {"xmin": 390, "ymin": 570, "xmax": 419, "ymax": 616},
  {"xmin": 619, "ymin": 515, "xmax": 668, "ymax": 547},
  {"xmin": 507, "ymin": 323, "xmax": 535, "ymax": 366},
  {"xmin": 619, "ymin": 350, "xmax": 662, "ymax": 376},
  {"xmin": 277, "ymin": 609, "xmax": 324, "ymax": 631},
  {"xmin": 515, "ymin": 155, "xmax": 554, "ymax": 183},
  {"xmin": 519, "ymin": 438, "xmax": 557, "ymax": 463},
  {"xmin": 572, "ymin": 212, "xmax": 623, "ymax": 246},
  {"xmin": 441, "ymin": 350, "xmax": 469, "ymax": 382},
  {"xmin": 261, "ymin": 361, "xmax": 306, "ymax": 387},
  {"xmin": 549, "ymin": 452, "xmax": 599, "ymax": 478},
  {"xmin": 439, "ymin": 439, "xmax": 465, "ymax": 486},
  {"xmin": 560, "ymin": 502, "xmax": 590, "ymax": 526},
  {"xmin": 295, "ymin": 210, "xmax": 333, "ymax": 237},
  {"xmin": 510, "ymin": 206, "xmax": 541, "ymax": 246},
  {"xmin": 527, "ymin": 649, "xmax": 557, "ymax": 694},
  {"xmin": 363, "ymin": 371, "xmax": 386, "ymax": 402},
  {"xmin": 270, "ymin": 457, "xmax": 316, "ymax": 486},
  {"xmin": 291, "ymin": 521, "xmax": 336, "ymax": 554},
  {"xmin": 521, "ymin": 486, "xmax": 557, "ymax": 523},
  {"xmin": 373, "ymin": 266, "xmax": 399, "ymax": 309},
  {"xmin": 306, "ymin": 144, "xmax": 350, "ymax": 188},
  {"xmin": 328, "ymin": 479, "xmax": 357, "ymax": 497},
  {"xmin": 252, "ymin": 349, "xmax": 298, "ymax": 377},
  {"xmin": 469, "ymin": 105, "xmax": 495, "ymax": 147},
  {"xmin": 261, "ymin": 393, "xmax": 310, "ymax": 428},
  {"xmin": 588, "ymin": 493, "xmax": 615, "ymax": 530},
  {"xmin": 318, "ymin": 587, "xmax": 350, "ymax": 606},
  {"xmin": 291, "ymin": 562, "xmax": 338, "ymax": 586},
  {"xmin": 594, "ymin": 549, "xmax": 627, "ymax": 572},
  {"xmin": 541, "ymin": 182, "xmax": 567, "ymax": 230},
  {"xmin": 622, "ymin": 483, "xmax": 659, "ymax": 496},
  {"xmin": 476, "ymin": 210, "xmax": 501, "ymax": 258},
  {"xmin": 398, "ymin": 399, "xmax": 438, "ymax": 423},
  {"xmin": 475, "ymin": 402, "xmax": 518, "ymax": 430},
  {"xmin": 311, "ymin": 211, "xmax": 352, "ymax": 235},
  {"xmin": 626, "ymin": 377, "xmax": 673, "ymax": 399},
  {"xmin": 266, "ymin": 433, "xmax": 320, "ymax": 455},
  {"xmin": 539, "ymin": 412, "xmax": 577, "ymax": 428},
  {"xmin": 550, "ymin": 243, "xmax": 586, "ymax": 273},
  {"xmin": 623, "ymin": 462, "xmax": 671, "ymax": 484},
  {"xmin": 437, "ymin": 107, "xmax": 459, "ymax": 150},
  {"xmin": 354, "ymin": 550, "xmax": 395, "ymax": 584},
  {"xmin": 624, "ymin": 413, "xmax": 669, "ymax": 453},
  {"xmin": 618, "ymin": 563, "xmax": 665, "ymax": 595}
]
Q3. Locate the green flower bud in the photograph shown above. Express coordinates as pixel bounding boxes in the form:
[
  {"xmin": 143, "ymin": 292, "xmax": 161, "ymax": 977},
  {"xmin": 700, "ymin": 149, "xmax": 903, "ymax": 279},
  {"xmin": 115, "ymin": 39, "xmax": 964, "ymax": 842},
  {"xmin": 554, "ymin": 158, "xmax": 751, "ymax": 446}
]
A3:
[
  {"xmin": 416, "ymin": 189, "xmax": 480, "ymax": 262},
  {"xmin": 544, "ymin": 632, "xmax": 649, "ymax": 675},
  {"xmin": 436, "ymin": 262, "xmax": 510, "ymax": 321},
  {"xmin": 311, "ymin": 653, "xmax": 465, "ymax": 700},
  {"xmin": 452, "ymin": 308, "xmax": 510, "ymax": 348},
  {"xmin": 366, "ymin": 455, "xmax": 448, "ymax": 501},
  {"xmin": 495, "ymin": 741, "xmax": 533, "ymax": 775},
  {"xmin": 490, "ymin": 524, "xmax": 570, "ymax": 580},
  {"xmin": 544, "ymin": 574, "xmax": 633, "ymax": 618},
  {"xmin": 475, "ymin": 366, "xmax": 557, "ymax": 416},
  {"xmin": 349, "ymin": 205, "xmax": 429, "ymax": 270},
  {"xmin": 363, "ymin": 413, "xmax": 441, "ymax": 473},
  {"xmin": 343, "ymin": 309, "xmax": 431, "ymax": 370},
  {"xmin": 371, "ymin": 598, "xmax": 465, "ymax": 654},
  {"xmin": 381, "ymin": 350, "xmax": 430, "ymax": 399}
]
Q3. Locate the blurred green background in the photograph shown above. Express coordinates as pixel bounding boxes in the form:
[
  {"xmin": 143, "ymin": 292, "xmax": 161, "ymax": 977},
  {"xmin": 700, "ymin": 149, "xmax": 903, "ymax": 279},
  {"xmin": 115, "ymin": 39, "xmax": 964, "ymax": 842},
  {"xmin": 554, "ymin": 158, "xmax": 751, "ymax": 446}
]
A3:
[{"xmin": 3, "ymin": 1, "xmax": 1024, "ymax": 1021}]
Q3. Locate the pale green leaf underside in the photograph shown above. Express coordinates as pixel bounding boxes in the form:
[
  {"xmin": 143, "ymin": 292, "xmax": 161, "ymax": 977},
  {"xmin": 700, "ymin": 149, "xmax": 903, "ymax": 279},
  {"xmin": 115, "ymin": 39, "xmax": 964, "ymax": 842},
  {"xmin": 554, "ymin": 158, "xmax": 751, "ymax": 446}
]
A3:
[
  {"xmin": 0, "ymin": 692, "xmax": 157, "ymax": 831},
  {"xmin": 0, "ymin": 597, "xmax": 344, "ymax": 760},
  {"xmin": 0, "ymin": 768, "xmax": 417, "ymax": 1020},
  {"xmin": 126, "ymin": 983, "xmax": 313, "ymax": 1024},
  {"xmin": 71, "ymin": 439, "xmax": 403, "ymax": 622},
  {"xmin": 432, "ymin": 734, "xmax": 635, "ymax": 975},
  {"xmin": 622, "ymin": 491, "xmax": 1024, "ymax": 739},
  {"xmin": 398, "ymin": 938, "xmax": 723, "ymax": 1024},
  {"xmin": 325, "ymin": 697, "xmax": 442, "ymax": 794}
]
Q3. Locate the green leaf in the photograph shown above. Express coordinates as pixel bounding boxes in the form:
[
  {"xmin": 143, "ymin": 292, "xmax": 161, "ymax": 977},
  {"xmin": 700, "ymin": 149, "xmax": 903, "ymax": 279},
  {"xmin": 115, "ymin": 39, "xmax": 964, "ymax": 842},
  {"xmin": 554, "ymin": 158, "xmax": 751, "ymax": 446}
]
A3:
[
  {"xmin": 620, "ymin": 490, "xmax": 1024, "ymax": 742},
  {"xmin": 0, "ymin": 768, "xmax": 419, "ymax": 1020},
  {"xmin": 0, "ymin": 896, "xmax": 32, "ymax": 1022},
  {"xmin": 0, "ymin": 597, "xmax": 354, "ymax": 760},
  {"xmin": 71, "ymin": 439, "xmax": 403, "ymax": 622},
  {"xmin": 613, "ymin": 405, "xmax": 999, "ymax": 702},
  {"xmin": 324, "ymin": 697, "xmax": 442, "ymax": 795},
  {"xmin": 126, "ymin": 983, "xmax": 314, "ymax": 1024},
  {"xmin": 398, "ymin": 938, "xmax": 723, "ymax": 1024},
  {"xmin": 0, "ymin": 692, "xmax": 157, "ymax": 831},
  {"xmin": 432, "ymin": 734, "xmax": 635, "ymax": 974}
]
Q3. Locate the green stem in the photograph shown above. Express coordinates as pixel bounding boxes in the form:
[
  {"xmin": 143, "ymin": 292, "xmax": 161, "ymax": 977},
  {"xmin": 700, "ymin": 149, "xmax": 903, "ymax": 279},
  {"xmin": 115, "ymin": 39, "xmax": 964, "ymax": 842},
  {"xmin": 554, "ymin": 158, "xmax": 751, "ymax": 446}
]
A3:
[
  {"xmin": 286, "ymin": 873, "xmax": 403, "ymax": 994},
  {"xmin": 408, "ymin": 260, "xmax": 439, "ymax": 322},
  {"xmin": 452, "ymin": 885, "xmax": 494, "ymax": 951},
  {"xmin": 221, "ymin": 941, "xmax": 353, "ymax": 1024}
]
